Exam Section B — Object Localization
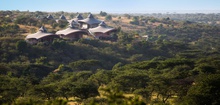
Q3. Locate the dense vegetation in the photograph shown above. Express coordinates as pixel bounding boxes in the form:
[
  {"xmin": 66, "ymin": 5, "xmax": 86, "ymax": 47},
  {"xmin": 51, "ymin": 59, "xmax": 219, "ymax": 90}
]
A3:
[
  {"xmin": 1, "ymin": 10, "xmax": 220, "ymax": 105},
  {"xmin": 131, "ymin": 13, "xmax": 220, "ymax": 26}
]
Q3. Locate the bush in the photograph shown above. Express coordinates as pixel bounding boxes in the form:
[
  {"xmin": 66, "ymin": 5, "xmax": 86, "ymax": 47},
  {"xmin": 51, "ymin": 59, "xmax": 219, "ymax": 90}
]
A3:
[{"xmin": 68, "ymin": 59, "xmax": 101, "ymax": 71}]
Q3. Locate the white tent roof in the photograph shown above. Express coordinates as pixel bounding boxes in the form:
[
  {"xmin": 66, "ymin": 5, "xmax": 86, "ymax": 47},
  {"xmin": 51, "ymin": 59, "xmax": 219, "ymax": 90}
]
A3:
[
  {"xmin": 78, "ymin": 13, "xmax": 101, "ymax": 25},
  {"xmin": 47, "ymin": 14, "xmax": 54, "ymax": 19},
  {"xmin": 76, "ymin": 14, "xmax": 83, "ymax": 20},
  {"xmin": 56, "ymin": 28, "xmax": 85, "ymax": 35},
  {"xmin": 25, "ymin": 26, "xmax": 58, "ymax": 40},
  {"xmin": 69, "ymin": 14, "xmax": 84, "ymax": 23},
  {"xmin": 142, "ymin": 35, "xmax": 148, "ymax": 38},
  {"xmin": 88, "ymin": 21, "xmax": 116, "ymax": 33},
  {"xmin": 59, "ymin": 14, "xmax": 66, "ymax": 20},
  {"xmin": 56, "ymin": 21, "xmax": 87, "ymax": 35},
  {"xmin": 69, "ymin": 20, "xmax": 79, "ymax": 27}
]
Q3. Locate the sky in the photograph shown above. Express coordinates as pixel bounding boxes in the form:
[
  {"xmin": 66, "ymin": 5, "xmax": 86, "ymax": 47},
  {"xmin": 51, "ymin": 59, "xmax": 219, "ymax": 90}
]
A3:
[{"xmin": 0, "ymin": 0, "xmax": 220, "ymax": 13}]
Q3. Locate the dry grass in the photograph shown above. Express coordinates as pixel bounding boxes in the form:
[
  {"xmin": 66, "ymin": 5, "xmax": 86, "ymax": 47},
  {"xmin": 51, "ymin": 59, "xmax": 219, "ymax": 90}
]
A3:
[{"xmin": 96, "ymin": 16, "xmax": 147, "ymax": 32}]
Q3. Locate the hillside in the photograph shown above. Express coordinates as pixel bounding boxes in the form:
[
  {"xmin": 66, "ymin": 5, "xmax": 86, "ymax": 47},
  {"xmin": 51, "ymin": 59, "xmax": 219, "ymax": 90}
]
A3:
[{"xmin": 1, "ymin": 11, "xmax": 220, "ymax": 105}]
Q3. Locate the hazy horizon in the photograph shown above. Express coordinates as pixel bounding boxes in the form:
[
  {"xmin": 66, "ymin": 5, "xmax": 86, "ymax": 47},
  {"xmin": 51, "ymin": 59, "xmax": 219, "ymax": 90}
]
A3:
[{"xmin": 1, "ymin": 0, "xmax": 220, "ymax": 14}]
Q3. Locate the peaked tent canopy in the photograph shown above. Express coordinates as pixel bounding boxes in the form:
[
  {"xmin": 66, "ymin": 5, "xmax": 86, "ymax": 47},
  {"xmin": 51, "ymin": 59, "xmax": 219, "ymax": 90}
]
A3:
[
  {"xmin": 56, "ymin": 20, "xmax": 88, "ymax": 36},
  {"xmin": 25, "ymin": 26, "xmax": 58, "ymax": 40},
  {"xmin": 76, "ymin": 14, "xmax": 84, "ymax": 20},
  {"xmin": 47, "ymin": 14, "xmax": 54, "ymax": 19},
  {"xmin": 89, "ymin": 21, "xmax": 116, "ymax": 34},
  {"xmin": 69, "ymin": 20, "xmax": 79, "ymax": 28},
  {"xmin": 59, "ymin": 14, "xmax": 66, "ymax": 20},
  {"xmin": 78, "ymin": 13, "xmax": 101, "ymax": 25},
  {"xmin": 69, "ymin": 14, "xmax": 84, "ymax": 23}
]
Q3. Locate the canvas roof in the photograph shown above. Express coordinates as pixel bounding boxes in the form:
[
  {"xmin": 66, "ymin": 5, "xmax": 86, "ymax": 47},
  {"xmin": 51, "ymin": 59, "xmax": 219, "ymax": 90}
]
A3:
[
  {"xmin": 47, "ymin": 14, "xmax": 54, "ymax": 19},
  {"xmin": 76, "ymin": 14, "xmax": 83, "ymax": 20},
  {"xmin": 25, "ymin": 26, "xmax": 58, "ymax": 40},
  {"xmin": 78, "ymin": 13, "xmax": 101, "ymax": 25},
  {"xmin": 56, "ymin": 28, "xmax": 85, "ymax": 36},
  {"xmin": 142, "ymin": 35, "xmax": 148, "ymax": 38},
  {"xmin": 56, "ymin": 21, "xmax": 87, "ymax": 35},
  {"xmin": 69, "ymin": 20, "xmax": 79, "ymax": 27},
  {"xmin": 69, "ymin": 14, "xmax": 84, "ymax": 23},
  {"xmin": 88, "ymin": 21, "xmax": 116, "ymax": 34},
  {"xmin": 59, "ymin": 14, "xmax": 66, "ymax": 20}
]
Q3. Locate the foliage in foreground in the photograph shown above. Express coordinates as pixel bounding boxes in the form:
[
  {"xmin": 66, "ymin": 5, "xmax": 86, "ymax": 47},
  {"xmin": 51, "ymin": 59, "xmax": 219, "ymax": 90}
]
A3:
[{"xmin": 1, "ymin": 11, "xmax": 220, "ymax": 105}]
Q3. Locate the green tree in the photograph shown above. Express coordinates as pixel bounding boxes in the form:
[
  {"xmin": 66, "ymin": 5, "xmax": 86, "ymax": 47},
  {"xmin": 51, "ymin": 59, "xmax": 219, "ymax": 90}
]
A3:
[
  {"xmin": 58, "ymin": 20, "xmax": 68, "ymax": 28},
  {"xmin": 71, "ymin": 80, "xmax": 99, "ymax": 99},
  {"xmin": 0, "ymin": 76, "xmax": 24, "ymax": 104},
  {"xmin": 56, "ymin": 81, "xmax": 72, "ymax": 100},
  {"xmin": 117, "ymin": 31, "xmax": 134, "ymax": 45},
  {"xmin": 89, "ymin": 70, "xmax": 115, "ymax": 85},
  {"xmin": 16, "ymin": 40, "xmax": 27, "ymax": 53},
  {"xmin": 31, "ymin": 73, "xmax": 62, "ymax": 100},
  {"xmin": 130, "ymin": 16, "xmax": 139, "ymax": 25},
  {"xmin": 194, "ymin": 63, "xmax": 216, "ymax": 74},
  {"xmin": 105, "ymin": 15, "xmax": 112, "ymax": 21},
  {"xmin": 68, "ymin": 59, "xmax": 101, "ymax": 71},
  {"xmin": 124, "ymin": 14, "xmax": 131, "ymax": 19},
  {"xmin": 35, "ymin": 56, "xmax": 48, "ymax": 65},
  {"xmin": 32, "ymin": 83, "xmax": 57, "ymax": 100},
  {"xmin": 15, "ymin": 15, "xmax": 38, "ymax": 26},
  {"xmin": 108, "ymin": 70, "xmax": 149, "ymax": 92},
  {"xmin": 100, "ymin": 11, "xmax": 107, "ymax": 16},
  {"xmin": 183, "ymin": 74, "xmax": 220, "ymax": 105},
  {"xmin": 147, "ymin": 76, "xmax": 174, "ymax": 104}
]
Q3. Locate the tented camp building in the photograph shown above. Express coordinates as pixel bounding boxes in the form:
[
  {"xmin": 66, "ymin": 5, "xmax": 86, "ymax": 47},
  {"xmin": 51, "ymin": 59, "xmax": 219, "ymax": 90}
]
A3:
[
  {"xmin": 56, "ymin": 14, "xmax": 68, "ymax": 23},
  {"xmin": 25, "ymin": 26, "xmax": 59, "ymax": 44},
  {"xmin": 47, "ymin": 14, "xmax": 54, "ymax": 20},
  {"xmin": 59, "ymin": 14, "xmax": 67, "ymax": 20},
  {"xmin": 29, "ymin": 13, "xmax": 118, "ymax": 42},
  {"xmin": 89, "ymin": 21, "xmax": 116, "ymax": 39},
  {"xmin": 78, "ymin": 13, "xmax": 101, "ymax": 29},
  {"xmin": 56, "ymin": 20, "xmax": 88, "ymax": 40},
  {"xmin": 69, "ymin": 14, "xmax": 84, "ymax": 28},
  {"xmin": 69, "ymin": 14, "xmax": 84, "ymax": 23}
]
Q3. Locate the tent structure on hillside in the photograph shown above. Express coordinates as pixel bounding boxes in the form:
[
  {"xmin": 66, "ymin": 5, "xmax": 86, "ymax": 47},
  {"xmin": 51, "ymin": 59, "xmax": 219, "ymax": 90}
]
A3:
[
  {"xmin": 142, "ymin": 35, "xmax": 149, "ymax": 41},
  {"xmin": 70, "ymin": 14, "xmax": 84, "ymax": 22},
  {"xmin": 25, "ymin": 26, "xmax": 59, "ymax": 44},
  {"xmin": 69, "ymin": 14, "xmax": 84, "ymax": 28},
  {"xmin": 56, "ymin": 20, "xmax": 88, "ymax": 40},
  {"xmin": 36, "ymin": 15, "xmax": 42, "ymax": 19},
  {"xmin": 56, "ymin": 14, "xmax": 67, "ymax": 23},
  {"xmin": 47, "ymin": 14, "xmax": 54, "ymax": 19},
  {"xmin": 89, "ymin": 21, "xmax": 116, "ymax": 39},
  {"xmin": 25, "ymin": 12, "xmax": 118, "ymax": 43},
  {"xmin": 78, "ymin": 13, "xmax": 101, "ymax": 29},
  {"xmin": 59, "ymin": 14, "xmax": 67, "ymax": 20}
]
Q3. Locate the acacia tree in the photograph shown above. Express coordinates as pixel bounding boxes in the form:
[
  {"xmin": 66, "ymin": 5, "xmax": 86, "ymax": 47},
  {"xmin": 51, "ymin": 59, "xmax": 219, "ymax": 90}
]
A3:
[
  {"xmin": 31, "ymin": 73, "xmax": 62, "ymax": 100},
  {"xmin": 0, "ymin": 76, "xmax": 28, "ymax": 104},
  {"xmin": 89, "ymin": 70, "xmax": 115, "ymax": 85},
  {"xmin": 183, "ymin": 74, "xmax": 220, "ymax": 105},
  {"xmin": 105, "ymin": 15, "xmax": 112, "ymax": 21},
  {"xmin": 130, "ymin": 16, "xmax": 139, "ymax": 25},
  {"xmin": 32, "ymin": 83, "xmax": 57, "ymax": 100},
  {"xmin": 16, "ymin": 40, "xmax": 27, "ymax": 53},
  {"xmin": 100, "ymin": 11, "xmax": 107, "ymax": 16},
  {"xmin": 147, "ymin": 76, "xmax": 175, "ymax": 104},
  {"xmin": 56, "ymin": 81, "xmax": 73, "ymax": 100},
  {"xmin": 71, "ymin": 80, "xmax": 99, "ymax": 99},
  {"xmin": 108, "ymin": 70, "xmax": 149, "ymax": 93}
]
